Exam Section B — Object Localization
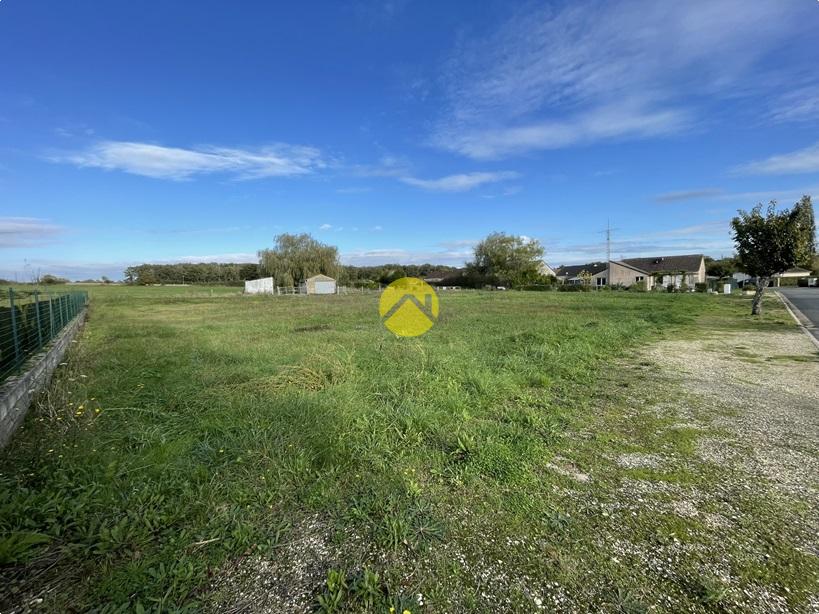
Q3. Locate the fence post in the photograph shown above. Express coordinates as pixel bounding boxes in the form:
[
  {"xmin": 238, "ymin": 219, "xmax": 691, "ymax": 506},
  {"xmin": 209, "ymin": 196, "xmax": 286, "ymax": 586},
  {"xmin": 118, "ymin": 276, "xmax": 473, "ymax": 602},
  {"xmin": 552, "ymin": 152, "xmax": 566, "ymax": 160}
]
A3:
[
  {"xmin": 33, "ymin": 290, "xmax": 43, "ymax": 350},
  {"xmin": 47, "ymin": 291, "xmax": 55, "ymax": 339},
  {"xmin": 8, "ymin": 288, "xmax": 21, "ymax": 371},
  {"xmin": 60, "ymin": 294, "xmax": 66, "ymax": 329}
]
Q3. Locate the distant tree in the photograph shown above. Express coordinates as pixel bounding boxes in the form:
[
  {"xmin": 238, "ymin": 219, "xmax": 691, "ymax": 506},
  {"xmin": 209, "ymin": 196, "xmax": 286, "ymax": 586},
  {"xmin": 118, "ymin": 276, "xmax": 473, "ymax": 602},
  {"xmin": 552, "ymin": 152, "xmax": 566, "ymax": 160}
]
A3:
[
  {"xmin": 40, "ymin": 274, "xmax": 69, "ymax": 285},
  {"xmin": 731, "ymin": 202, "xmax": 798, "ymax": 315},
  {"xmin": 705, "ymin": 256, "xmax": 737, "ymax": 279},
  {"xmin": 791, "ymin": 195, "xmax": 816, "ymax": 269},
  {"xmin": 466, "ymin": 232, "xmax": 546, "ymax": 288},
  {"xmin": 258, "ymin": 233, "xmax": 340, "ymax": 285}
]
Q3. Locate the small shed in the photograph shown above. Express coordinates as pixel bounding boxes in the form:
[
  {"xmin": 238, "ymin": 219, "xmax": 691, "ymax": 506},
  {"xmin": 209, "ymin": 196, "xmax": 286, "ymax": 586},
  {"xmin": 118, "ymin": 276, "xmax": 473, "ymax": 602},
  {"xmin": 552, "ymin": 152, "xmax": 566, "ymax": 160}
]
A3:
[
  {"xmin": 305, "ymin": 274, "xmax": 336, "ymax": 295},
  {"xmin": 244, "ymin": 277, "xmax": 275, "ymax": 294}
]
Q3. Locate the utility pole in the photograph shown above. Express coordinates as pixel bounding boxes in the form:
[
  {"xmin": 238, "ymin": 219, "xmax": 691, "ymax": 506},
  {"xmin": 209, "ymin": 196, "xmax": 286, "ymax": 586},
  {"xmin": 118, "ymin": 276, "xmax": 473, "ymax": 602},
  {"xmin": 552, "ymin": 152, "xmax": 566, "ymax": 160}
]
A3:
[{"xmin": 606, "ymin": 219, "xmax": 611, "ymax": 287}]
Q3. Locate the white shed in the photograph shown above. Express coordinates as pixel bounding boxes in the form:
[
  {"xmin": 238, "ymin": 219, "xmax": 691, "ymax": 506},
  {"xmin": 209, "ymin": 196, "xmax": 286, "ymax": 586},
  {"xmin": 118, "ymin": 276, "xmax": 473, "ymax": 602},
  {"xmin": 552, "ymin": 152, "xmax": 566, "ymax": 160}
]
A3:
[
  {"xmin": 305, "ymin": 274, "xmax": 336, "ymax": 295},
  {"xmin": 244, "ymin": 277, "xmax": 275, "ymax": 294}
]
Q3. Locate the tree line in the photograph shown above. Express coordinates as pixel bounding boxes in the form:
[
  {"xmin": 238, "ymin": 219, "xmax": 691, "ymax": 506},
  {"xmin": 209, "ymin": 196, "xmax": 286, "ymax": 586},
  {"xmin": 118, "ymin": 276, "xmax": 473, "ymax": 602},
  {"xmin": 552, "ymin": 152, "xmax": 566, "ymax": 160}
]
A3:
[
  {"xmin": 123, "ymin": 230, "xmax": 552, "ymax": 289},
  {"xmin": 123, "ymin": 263, "xmax": 261, "ymax": 285}
]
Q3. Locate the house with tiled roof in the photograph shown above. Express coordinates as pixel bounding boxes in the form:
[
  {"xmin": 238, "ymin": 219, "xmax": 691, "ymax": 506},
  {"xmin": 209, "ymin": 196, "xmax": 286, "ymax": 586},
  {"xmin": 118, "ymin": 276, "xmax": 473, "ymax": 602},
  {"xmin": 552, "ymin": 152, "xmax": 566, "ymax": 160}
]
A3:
[{"xmin": 555, "ymin": 254, "xmax": 706, "ymax": 290}]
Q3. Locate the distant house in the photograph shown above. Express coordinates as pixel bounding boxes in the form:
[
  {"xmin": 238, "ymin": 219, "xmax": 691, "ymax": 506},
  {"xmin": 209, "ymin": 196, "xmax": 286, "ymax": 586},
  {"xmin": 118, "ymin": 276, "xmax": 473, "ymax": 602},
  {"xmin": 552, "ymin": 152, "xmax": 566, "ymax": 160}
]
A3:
[
  {"xmin": 539, "ymin": 261, "xmax": 557, "ymax": 278},
  {"xmin": 555, "ymin": 254, "xmax": 706, "ymax": 290},
  {"xmin": 554, "ymin": 262, "xmax": 608, "ymax": 285},
  {"xmin": 772, "ymin": 267, "xmax": 812, "ymax": 286},
  {"xmin": 423, "ymin": 271, "xmax": 451, "ymax": 284},
  {"xmin": 304, "ymin": 274, "xmax": 337, "ymax": 295},
  {"xmin": 619, "ymin": 254, "xmax": 706, "ymax": 289}
]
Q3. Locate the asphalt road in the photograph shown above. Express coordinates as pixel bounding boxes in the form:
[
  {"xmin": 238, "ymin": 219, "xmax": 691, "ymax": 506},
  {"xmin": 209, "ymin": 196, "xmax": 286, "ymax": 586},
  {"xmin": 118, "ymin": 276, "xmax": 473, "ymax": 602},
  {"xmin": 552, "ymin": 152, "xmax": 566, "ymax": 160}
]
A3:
[{"xmin": 778, "ymin": 287, "xmax": 819, "ymax": 341}]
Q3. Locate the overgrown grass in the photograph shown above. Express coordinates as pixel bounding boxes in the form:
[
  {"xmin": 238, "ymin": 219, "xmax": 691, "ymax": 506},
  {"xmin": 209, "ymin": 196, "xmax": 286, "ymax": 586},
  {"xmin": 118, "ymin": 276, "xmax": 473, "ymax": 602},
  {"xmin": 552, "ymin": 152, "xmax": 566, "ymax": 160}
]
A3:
[{"xmin": 0, "ymin": 287, "xmax": 803, "ymax": 611}]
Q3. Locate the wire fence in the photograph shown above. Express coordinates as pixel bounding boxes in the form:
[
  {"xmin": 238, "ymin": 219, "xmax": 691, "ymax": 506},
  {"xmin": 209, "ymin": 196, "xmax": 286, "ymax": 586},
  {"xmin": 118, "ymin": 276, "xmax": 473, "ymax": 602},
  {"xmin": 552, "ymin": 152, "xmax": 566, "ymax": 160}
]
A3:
[{"xmin": 0, "ymin": 288, "xmax": 88, "ymax": 385}]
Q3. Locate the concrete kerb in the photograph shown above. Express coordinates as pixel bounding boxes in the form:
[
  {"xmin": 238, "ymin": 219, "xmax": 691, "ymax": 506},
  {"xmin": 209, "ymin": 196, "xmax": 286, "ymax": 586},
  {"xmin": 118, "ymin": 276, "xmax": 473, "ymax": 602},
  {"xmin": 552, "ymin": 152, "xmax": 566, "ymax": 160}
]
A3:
[{"xmin": 0, "ymin": 310, "xmax": 87, "ymax": 448}]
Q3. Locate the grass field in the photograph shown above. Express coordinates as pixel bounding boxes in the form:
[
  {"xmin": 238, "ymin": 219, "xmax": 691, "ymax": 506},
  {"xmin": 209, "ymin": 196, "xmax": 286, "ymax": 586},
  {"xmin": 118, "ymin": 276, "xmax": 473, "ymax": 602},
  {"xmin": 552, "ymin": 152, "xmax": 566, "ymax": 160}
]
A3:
[{"xmin": 0, "ymin": 286, "xmax": 813, "ymax": 612}]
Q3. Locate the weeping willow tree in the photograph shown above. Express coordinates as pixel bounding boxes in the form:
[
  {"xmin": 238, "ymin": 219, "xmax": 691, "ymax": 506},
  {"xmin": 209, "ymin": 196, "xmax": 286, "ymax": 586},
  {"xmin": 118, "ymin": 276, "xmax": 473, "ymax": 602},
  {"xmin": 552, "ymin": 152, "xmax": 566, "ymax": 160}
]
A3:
[{"xmin": 258, "ymin": 233, "xmax": 340, "ymax": 286}]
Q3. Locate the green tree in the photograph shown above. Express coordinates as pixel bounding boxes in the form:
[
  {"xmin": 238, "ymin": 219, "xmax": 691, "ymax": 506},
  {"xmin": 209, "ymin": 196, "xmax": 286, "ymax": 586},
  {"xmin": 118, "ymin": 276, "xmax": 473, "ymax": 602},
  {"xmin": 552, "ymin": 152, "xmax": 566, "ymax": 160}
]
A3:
[
  {"xmin": 705, "ymin": 256, "xmax": 737, "ymax": 279},
  {"xmin": 791, "ymin": 195, "xmax": 816, "ymax": 269},
  {"xmin": 467, "ymin": 232, "xmax": 546, "ymax": 288},
  {"xmin": 258, "ymin": 233, "xmax": 340, "ymax": 285},
  {"xmin": 731, "ymin": 202, "xmax": 798, "ymax": 315}
]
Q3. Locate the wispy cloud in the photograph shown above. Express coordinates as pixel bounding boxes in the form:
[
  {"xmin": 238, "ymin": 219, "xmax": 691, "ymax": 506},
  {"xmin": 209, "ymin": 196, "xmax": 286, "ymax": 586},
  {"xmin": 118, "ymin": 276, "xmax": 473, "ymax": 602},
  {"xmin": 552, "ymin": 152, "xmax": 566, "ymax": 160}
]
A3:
[
  {"xmin": 548, "ymin": 221, "xmax": 734, "ymax": 265},
  {"xmin": 399, "ymin": 171, "xmax": 519, "ymax": 192},
  {"xmin": 654, "ymin": 188, "xmax": 724, "ymax": 203},
  {"xmin": 336, "ymin": 186, "xmax": 372, "ymax": 194},
  {"xmin": 767, "ymin": 84, "xmax": 819, "ymax": 124},
  {"xmin": 434, "ymin": 0, "xmax": 808, "ymax": 159},
  {"xmin": 0, "ymin": 217, "xmax": 63, "ymax": 248},
  {"xmin": 732, "ymin": 142, "xmax": 819, "ymax": 176},
  {"xmin": 52, "ymin": 140, "xmax": 325, "ymax": 180},
  {"xmin": 435, "ymin": 102, "xmax": 690, "ymax": 160}
]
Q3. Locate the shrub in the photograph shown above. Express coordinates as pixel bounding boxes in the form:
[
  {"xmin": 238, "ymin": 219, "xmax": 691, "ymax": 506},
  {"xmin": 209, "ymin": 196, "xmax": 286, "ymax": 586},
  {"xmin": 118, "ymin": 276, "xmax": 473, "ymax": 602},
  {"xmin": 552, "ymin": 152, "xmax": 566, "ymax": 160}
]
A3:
[
  {"xmin": 630, "ymin": 280, "xmax": 647, "ymax": 292},
  {"xmin": 695, "ymin": 282, "xmax": 707, "ymax": 293}
]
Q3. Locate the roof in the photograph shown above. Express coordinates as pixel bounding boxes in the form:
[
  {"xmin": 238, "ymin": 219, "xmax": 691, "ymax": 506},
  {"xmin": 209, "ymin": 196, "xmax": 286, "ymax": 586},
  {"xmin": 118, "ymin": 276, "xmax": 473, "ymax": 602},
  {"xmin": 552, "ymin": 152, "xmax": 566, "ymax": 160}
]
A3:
[
  {"xmin": 306, "ymin": 274, "xmax": 335, "ymax": 282},
  {"xmin": 554, "ymin": 262, "xmax": 608, "ymax": 278},
  {"xmin": 610, "ymin": 260, "xmax": 650, "ymax": 275},
  {"xmin": 621, "ymin": 254, "xmax": 704, "ymax": 274},
  {"xmin": 774, "ymin": 267, "xmax": 812, "ymax": 276}
]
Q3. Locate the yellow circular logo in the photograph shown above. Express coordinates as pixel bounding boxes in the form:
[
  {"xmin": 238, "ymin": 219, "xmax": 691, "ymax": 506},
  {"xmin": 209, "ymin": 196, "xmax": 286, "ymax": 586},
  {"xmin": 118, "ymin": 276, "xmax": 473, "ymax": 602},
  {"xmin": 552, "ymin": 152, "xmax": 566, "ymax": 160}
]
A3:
[{"xmin": 379, "ymin": 277, "xmax": 439, "ymax": 337}]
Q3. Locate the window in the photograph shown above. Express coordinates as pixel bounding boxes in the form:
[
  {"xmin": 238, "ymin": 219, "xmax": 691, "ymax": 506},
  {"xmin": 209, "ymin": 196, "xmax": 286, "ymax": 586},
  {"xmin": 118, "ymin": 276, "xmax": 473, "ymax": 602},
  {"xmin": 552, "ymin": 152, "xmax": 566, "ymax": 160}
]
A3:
[
  {"xmin": 596, "ymin": 277, "xmax": 607, "ymax": 286},
  {"xmin": 636, "ymin": 276, "xmax": 644, "ymax": 282}
]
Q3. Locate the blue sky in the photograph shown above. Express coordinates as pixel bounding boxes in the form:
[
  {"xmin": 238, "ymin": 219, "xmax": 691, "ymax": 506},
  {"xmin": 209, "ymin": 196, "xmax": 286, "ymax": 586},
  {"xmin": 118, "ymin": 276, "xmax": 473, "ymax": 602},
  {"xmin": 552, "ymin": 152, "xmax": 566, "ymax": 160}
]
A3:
[{"xmin": 2, "ymin": 0, "xmax": 818, "ymax": 280}]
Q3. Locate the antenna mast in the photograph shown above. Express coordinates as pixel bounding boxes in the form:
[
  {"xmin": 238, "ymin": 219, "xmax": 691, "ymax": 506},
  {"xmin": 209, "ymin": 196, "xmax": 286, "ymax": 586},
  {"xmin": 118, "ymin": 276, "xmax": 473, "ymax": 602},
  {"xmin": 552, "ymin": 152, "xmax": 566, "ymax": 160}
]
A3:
[{"xmin": 606, "ymin": 220, "xmax": 611, "ymax": 287}]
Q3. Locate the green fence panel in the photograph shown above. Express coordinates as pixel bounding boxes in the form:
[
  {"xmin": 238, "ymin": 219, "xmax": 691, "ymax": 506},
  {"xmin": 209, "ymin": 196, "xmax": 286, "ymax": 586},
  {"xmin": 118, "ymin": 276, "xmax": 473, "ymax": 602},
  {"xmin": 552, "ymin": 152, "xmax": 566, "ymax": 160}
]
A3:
[{"xmin": 0, "ymin": 288, "xmax": 88, "ymax": 384}]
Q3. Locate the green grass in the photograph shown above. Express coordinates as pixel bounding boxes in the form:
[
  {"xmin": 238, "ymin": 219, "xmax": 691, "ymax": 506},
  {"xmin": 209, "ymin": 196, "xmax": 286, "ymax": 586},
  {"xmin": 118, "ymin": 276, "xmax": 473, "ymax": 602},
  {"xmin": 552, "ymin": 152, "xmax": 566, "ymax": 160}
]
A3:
[{"xmin": 0, "ymin": 287, "xmax": 807, "ymax": 611}]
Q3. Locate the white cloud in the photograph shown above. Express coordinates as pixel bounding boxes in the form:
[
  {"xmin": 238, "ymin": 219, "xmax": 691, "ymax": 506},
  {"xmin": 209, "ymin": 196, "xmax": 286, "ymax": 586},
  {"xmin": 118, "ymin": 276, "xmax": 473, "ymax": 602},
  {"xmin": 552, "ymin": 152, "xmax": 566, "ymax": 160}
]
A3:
[
  {"xmin": 732, "ymin": 142, "xmax": 819, "ymax": 176},
  {"xmin": 319, "ymin": 223, "xmax": 333, "ymax": 230},
  {"xmin": 54, "ymin": 140, "xmax": 325, "ymax": 180},
  {"xmin": 0, "ymin": 217, "xmax": 63, "ymax": 248},
  {"xmin": 171, "ymin": 252, "xmax": 258, "ymax": 263},
  {"xmin": 435, "ymin": 0, "xmax": 809, "ymax": 159},
  {"xmin": 400, "ymin": 171, "xmax": 519, "ymax": 192},
  {"xmin": 341, "ymin": 247, "xmax": 472, "ymax": 266}
]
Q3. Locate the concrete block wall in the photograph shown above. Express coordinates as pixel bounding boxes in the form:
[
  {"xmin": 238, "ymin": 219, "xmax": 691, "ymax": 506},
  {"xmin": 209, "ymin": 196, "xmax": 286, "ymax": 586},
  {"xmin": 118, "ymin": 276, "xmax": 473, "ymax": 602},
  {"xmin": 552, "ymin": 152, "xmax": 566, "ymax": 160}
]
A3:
[{"xmin": 0, "ymin": 311, "xmax": 86, "ymax": 448}]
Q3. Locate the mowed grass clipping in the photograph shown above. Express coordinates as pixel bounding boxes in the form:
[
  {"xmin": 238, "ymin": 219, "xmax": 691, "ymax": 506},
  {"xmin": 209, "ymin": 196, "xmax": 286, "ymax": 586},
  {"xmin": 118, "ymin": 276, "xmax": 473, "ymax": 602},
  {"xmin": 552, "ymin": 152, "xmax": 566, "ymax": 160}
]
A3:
[{"xmin": 0, "ymin": 287, "xmax": 793, "ymax": 611}]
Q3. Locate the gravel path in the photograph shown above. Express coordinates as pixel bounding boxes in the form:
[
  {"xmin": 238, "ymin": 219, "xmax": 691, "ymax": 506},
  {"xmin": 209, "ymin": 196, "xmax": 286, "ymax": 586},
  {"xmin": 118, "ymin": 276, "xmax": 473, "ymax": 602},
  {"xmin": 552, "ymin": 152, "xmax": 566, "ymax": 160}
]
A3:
[{"xmin": 644, "ymin": 330, "xmax": 819, "ymax": 502}]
